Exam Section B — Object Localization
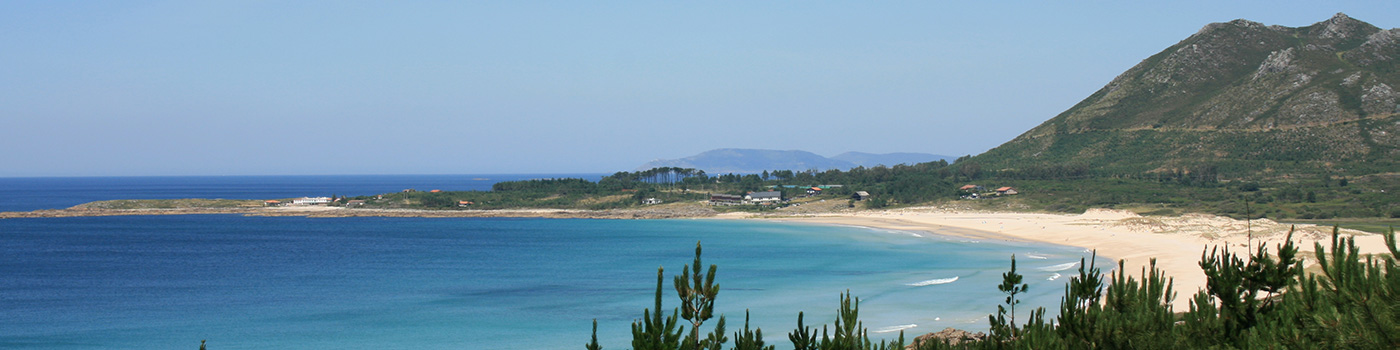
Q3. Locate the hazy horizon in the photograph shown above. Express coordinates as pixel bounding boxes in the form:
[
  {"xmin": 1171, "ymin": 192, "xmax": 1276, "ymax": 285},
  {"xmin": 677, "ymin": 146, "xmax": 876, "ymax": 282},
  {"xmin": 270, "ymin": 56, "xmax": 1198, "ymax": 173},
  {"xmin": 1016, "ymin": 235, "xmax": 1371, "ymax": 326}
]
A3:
[{"xmin": 4, "ymin": 2, "xmax": 1397, "ymax": 177}]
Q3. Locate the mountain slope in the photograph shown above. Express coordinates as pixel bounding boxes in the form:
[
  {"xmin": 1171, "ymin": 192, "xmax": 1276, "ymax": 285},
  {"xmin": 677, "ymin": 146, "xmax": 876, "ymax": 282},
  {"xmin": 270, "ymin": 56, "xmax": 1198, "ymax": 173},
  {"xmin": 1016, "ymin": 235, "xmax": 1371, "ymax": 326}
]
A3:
[{"xmin": 973, "ymin": 13, "xmax": 1400, "ymax": 178}]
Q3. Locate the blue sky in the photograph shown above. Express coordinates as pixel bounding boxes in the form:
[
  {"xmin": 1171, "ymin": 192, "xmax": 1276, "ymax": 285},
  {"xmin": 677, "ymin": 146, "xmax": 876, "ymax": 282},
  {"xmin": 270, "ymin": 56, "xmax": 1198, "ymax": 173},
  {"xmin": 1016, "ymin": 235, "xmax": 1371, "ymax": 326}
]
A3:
[{"xmin": 3, "ymin": 1, "xmax": 1397, "ymax": 176}]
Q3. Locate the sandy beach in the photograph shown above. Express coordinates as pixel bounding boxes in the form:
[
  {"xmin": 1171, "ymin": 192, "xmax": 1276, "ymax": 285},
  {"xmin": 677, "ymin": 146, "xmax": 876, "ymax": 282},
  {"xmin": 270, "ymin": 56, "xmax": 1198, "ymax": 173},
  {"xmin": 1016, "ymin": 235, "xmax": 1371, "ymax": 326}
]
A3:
[
  {"xmin": 757, "ymin": 207, "xmax": 1392, "ymax": 311},
  {"xmin": 5, "ymin": 201, "xmax": 1393, "ymax": 311}
]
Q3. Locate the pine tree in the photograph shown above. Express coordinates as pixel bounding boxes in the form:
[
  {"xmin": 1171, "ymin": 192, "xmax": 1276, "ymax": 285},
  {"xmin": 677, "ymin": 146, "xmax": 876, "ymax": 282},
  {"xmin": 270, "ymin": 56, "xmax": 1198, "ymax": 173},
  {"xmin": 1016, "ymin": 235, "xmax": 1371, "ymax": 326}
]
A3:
[
  {"xmin": 675, "ymin": 241, "xmax": 720, "ymax": 350},
  {"xmin": 733, "ymin": 310, "xmax": 774, "ymax": 350},
  {"xmin": 586, "ymin": 319, "xmax": 602, "ymax": 350},
  {"xmin": 810, "ymin": 291, "xmax": 905, "ymax": 350},
  {"xmin": 1055, "ymin": 250, "xmax": 1103, "ymax": 346},
  {"xmin": 633, "ymin": 266, "xmax": 684, "ymax": 350},
  {"xmin": 990, "ymin": 255, "xmax": 1028, "ymax": 341},
  {"xmin": 1197, "ymin": 228, "xmax": 1300, "ymax": 345},
  {"xmin": 788, "ymin": 312, "xmax": 818, "ymax": 350},
  {"xmin": 1296, "ymin": 226, "xmax": 1399, "ymax": 347}
]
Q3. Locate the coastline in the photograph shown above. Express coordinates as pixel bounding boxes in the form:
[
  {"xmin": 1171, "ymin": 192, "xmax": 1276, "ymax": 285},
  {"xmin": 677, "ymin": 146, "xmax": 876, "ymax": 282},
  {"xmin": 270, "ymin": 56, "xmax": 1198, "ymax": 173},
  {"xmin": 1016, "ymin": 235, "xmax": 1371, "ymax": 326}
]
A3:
[
  {"xmin": 742, "ymin": 207, "xmax": 1389, "ymax": 311},
  {"xmin": 4, "ymin": 202, "xmax": 1391, "ymax": 311}
]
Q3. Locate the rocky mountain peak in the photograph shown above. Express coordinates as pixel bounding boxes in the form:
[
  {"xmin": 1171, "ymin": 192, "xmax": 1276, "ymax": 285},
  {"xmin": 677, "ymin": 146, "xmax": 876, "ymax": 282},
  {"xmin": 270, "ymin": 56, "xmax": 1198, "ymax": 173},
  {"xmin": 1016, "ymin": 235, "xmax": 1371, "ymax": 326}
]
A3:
[
  {"xmin": 1311, "ymin": 12, "xmax": 1376, "ymax": 39},
  {"xmin": 1194, "ymin": 18, "xmax": 1268, "ymax": 37},
  {"xmin": 972, "ymin": 14, "xmax": 1400, "ymax": 178}
]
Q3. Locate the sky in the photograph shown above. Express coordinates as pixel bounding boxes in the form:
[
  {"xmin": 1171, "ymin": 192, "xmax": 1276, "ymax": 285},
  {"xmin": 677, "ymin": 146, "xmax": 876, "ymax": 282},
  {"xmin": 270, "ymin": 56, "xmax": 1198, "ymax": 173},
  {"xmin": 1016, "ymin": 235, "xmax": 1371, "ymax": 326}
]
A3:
[{"xmin": 3, "ymin": 1, "xmax": 1398, "ymax": 177}]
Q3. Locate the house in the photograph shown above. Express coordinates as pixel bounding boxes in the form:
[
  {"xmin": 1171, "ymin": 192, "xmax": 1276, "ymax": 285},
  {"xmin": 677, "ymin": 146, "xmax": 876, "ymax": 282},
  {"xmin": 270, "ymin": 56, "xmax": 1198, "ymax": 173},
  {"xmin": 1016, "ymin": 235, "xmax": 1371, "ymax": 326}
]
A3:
[
  {"xmin": 429, "ymin": 189, "xmax": 442, "ymax": 193},
  {"xmin": 746, "ymin": 191, "xmax": 782, "ymax": 203},
  {"xmin": 959, "ymin": 184, "xmax": 985, "ymax": 192},
  {"xmin": 345, "ymin": 200, "xmax": 366, "ymax": 207},
  {"xmin": 459, "ymin": 200, "xmax": 475, "ymax": 207},
  {"xmin": 806, "ymin": 187, "xmax": 823, "ymax": 195},
  {"xmin": 996, "ymin": 187, "xmax": 1018, "ymax": 195},
  {"xmin": 709, "ymin": 194, "xmax": 743, "ymax": 205},
  {"xmin": 263, "ymin": 200, "xmax": 281, "ymax": 207},
  {"xmin": 291, "ymin": 197, "xmax": 332, "ymax": 205},
  {"xmin": 403, "ymin": 189, "xmax": 417, "ymax": 193},
  {"xmin": 852, "ymin": 191, "xmax": 871, "ymax": 201},
  {"xmin": 642, "ymin": 198, "xmax": 663, "ymax": 205}
]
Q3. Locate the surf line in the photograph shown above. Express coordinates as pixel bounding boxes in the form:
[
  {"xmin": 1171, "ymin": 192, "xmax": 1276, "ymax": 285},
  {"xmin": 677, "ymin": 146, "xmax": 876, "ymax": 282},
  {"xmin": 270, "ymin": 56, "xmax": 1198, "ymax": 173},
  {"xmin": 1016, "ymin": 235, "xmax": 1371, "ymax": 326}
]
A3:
[
  {"xmin": 1036, "ymin": 262, "xmax": 1080, "ymax": 272},
  {"xmin": 873, "ymin": 324, "xmax": 918, "ymax": 333},
  {"xmin": 906, "ymin": 276, "xmax": 958, "ymax": 286}
]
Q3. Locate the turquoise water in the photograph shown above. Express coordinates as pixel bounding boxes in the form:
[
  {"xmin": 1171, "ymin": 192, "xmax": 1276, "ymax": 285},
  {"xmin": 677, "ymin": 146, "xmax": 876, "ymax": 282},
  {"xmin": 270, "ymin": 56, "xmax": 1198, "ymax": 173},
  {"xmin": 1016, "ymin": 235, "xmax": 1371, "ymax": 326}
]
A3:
[
  {"xmin": 0, "ymin": 175, "xmax": 1107, "ymax": 349},
  {"xmin": 1, "ymin": 216, "xmax": 1102, "ymax": 349}
]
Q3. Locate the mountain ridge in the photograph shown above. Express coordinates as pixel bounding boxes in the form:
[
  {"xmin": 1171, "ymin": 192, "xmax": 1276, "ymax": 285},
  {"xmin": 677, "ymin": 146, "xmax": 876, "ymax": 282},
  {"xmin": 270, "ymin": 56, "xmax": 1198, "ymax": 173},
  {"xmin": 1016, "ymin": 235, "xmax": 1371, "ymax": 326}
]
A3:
[{"xmin": 972, "ymin": 13, "xmax": 1400, "ymax": 178}]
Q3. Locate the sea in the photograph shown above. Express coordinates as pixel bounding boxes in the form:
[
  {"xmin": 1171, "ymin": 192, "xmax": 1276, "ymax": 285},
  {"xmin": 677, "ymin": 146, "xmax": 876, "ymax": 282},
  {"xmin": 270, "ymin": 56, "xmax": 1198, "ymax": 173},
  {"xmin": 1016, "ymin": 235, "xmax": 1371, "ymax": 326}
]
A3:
[{"xmin": 0, "ymin": 175, "xmax": 1109, "ymax": 350}]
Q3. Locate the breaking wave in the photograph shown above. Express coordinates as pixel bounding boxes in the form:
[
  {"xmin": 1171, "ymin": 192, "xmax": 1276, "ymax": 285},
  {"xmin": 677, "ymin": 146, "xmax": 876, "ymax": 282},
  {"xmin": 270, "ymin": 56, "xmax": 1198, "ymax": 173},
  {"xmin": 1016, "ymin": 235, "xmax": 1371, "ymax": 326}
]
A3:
[
  {"xmin": 874, "ymin": 324, "xmax": 918, "ymax": 333},
  {"xmin": 1036, "ymin": 262, "xmax": 1080, "ymax": 272},
  {"xmin": 906, "ymin": 276, "xmax": 959, "ymax": 286}
]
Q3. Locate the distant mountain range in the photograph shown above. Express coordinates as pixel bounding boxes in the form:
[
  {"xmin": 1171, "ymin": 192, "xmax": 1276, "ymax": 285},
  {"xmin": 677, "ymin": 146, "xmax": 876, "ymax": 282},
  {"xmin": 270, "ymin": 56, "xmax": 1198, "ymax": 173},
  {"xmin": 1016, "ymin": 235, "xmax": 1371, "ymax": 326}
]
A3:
[
  {"xmin": 971, "ymin": 13, "xmax": 1399, "ymax": 178},
  {"xmin": 635, "ymin": 149, "xmax": 954, "ymax": 174}
]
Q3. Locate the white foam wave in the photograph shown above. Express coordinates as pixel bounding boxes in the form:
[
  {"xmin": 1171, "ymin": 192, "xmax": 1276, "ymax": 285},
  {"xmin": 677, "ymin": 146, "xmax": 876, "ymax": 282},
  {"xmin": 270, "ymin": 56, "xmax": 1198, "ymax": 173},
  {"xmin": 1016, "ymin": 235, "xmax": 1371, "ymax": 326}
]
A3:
[
  {"xmin": 1025, "ymin": 253, "xmax": 1048, "ymax": 259},
  {"xmin": 873, "ymin": 324, "xmax": 918, "ymax": 333},
  {"xmin": 1037, "ymin": 262, "xmax": 1079, "ymax": 272},
  {"xmin": 906, "ymin": 276, "xmax": 959, "ymax": 286},
  {"xmin": 1047, "ymin": 273, "xmax": 1062, "ymax": 281}
]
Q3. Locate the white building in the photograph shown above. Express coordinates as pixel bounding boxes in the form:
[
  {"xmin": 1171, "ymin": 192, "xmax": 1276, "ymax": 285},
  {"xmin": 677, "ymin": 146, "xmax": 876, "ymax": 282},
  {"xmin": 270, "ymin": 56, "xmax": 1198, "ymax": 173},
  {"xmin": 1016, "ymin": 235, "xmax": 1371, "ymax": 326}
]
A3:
[
  {"xmin": 292, "ymin": 197, "xmax": 332, "ymax": 205},
  {"xmin": 745, "ymin": 191, "xmax": 782, "ymax": 203}
]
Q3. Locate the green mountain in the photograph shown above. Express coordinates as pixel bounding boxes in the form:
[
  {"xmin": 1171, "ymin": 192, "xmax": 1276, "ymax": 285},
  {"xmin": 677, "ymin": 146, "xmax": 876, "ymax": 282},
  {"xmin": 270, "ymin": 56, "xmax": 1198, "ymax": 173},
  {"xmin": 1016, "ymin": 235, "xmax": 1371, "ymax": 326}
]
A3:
[{"xmin": 973, "ymin": 13, "xmax": 1400, "ymax": 179}]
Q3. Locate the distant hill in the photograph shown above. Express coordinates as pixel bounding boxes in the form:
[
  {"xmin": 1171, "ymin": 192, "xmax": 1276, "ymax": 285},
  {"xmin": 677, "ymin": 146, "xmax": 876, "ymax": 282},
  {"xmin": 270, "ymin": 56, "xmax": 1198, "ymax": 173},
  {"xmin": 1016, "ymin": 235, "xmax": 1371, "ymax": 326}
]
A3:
[
  {"xmin": 831, "ymin": 152, "xmax": 955, "ymax": 168},
  {"xmin": 636, "ymin": 149, "xmax": 949, "ymax": 174},
  {"xmin": 971, "ymin": 13, "xmax": 1399, "ymax": 178}
]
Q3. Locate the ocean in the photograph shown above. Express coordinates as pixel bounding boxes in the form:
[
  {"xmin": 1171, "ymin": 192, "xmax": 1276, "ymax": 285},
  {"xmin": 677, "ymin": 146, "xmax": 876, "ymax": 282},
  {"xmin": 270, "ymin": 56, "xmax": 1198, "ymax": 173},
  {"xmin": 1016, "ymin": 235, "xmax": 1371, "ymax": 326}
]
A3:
[{"xmin": 0, "ymin": 175, "xmax": 1107, "ymax": 349}]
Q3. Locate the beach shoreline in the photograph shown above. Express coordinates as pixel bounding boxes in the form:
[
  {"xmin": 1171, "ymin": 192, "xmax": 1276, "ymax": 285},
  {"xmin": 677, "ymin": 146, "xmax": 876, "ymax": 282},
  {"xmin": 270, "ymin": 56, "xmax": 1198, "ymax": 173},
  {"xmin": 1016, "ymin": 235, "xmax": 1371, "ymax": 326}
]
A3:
[
  {"xmin": 735, "ymin": 207, "xmax": 1389, "ymax": 311},
  {"xmin": 4, "ymin": 202, "xmax": 1391, "ymax": 311}
]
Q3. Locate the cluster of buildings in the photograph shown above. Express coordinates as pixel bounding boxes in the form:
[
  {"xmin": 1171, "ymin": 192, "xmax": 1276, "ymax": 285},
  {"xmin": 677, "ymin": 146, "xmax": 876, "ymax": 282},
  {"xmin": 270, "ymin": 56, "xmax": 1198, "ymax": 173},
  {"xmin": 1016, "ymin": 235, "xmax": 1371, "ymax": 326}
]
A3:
[
  {"xmin": 708, "ymin": 191, "xmax": 782, "ymax": 206},
  {"xmin": 708, "ymin": 187, "xmax": 871, "ymax": 206},
  {"xmin": 958, "ymin": 184, "xmax": 1018, "ymax": 199},
  {"xmin": 264, "ymin": 196, "xmax": 333, "ymax": 207}
]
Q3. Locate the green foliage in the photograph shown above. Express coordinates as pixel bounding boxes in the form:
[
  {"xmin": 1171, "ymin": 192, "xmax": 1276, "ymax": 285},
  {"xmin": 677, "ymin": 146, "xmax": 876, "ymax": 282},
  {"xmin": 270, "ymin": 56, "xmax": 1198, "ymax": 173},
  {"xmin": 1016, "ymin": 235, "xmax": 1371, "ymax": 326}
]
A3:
[
  {"xmin": 587, "ymin": 319, "xmax": 602, "ymax": 350},
  {"xmin": 805, "ymin": 291, "xmax": 905, "ymax": 350},
  {"xmin": 632, "ymin": 267, "xmax": 684, "ymax": 350},
  {"xmin": 691, "ymin": 316, "xmax": 727, "ymax": 350},
  {"xmin": 1054, "ymin": 251, "xmax": 1103, "ymax": 346},
  {"xmin": 1280, "ymin": 226, "xmax": 1400, "ymax": 347},
  {"xmin": 1092, "ymin": 260, "xmax": 1175, "ymax": 349},
  {"xmin": 989, "ymin": 255, "xmax": 1029, "ymax": 341},
  {"xmin": 1197, "ymin": 228, "xmax": 1301, "ymax": 345},
  {"xmin": 732, "ymin": 310, "xmax": 774, "ymax": 350},
  {"xmin": 675, "ymin": 242, "xmax": 721, "ymax": 350},
  {"xmin": 788, "ymin": 312, "xmax": 819, "ymax": 350}
]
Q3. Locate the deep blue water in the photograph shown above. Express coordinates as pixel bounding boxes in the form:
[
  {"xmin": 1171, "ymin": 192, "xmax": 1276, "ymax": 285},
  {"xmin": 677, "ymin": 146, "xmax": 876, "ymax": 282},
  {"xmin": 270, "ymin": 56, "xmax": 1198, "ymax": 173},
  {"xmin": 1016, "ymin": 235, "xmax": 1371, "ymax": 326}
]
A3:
[{"xmin": 0, "ymin": 176, "xmax": 1106, "ymax": 350}]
